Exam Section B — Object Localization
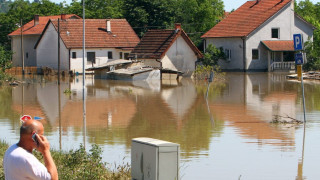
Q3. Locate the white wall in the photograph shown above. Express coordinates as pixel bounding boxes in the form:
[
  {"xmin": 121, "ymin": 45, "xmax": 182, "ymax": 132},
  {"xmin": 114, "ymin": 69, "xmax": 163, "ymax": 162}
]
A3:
[
  {"xmin": 246, "ymin": 2, "xmax": 294, "ymax": 70},
  {"xmin": 293, "ymin": 15, "xmax": 314, "ymax": 42},
  {"xmin": 70, "ymin": 48, "xmax": 131, "ymax": 73},
  {"xmin": 36, "ymin": 23, "xmax": 69, "ymax": 70},
  {"xmin": 205, "ymin": 38, "xmax": 244, "ymax": 71},
  {"xmin": 11, "ymin": 35, "xmax": 39, "ymax": 67},
  {"xmin": 163, "ymin": 36, "xmax": 198, "ymax": 76}
]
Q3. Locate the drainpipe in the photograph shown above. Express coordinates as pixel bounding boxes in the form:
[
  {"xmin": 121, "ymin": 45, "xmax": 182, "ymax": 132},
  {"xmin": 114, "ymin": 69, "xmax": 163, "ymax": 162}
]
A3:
[
  {"xmin": 156, "ymin": 59, "xmax": 162, "ymax": 79},
  {"xmin": 68, "ymin": 49, "xmax": 71, "ymax": 72},
  {"xmin": 242, "ymin": 36, "xmax": 247, "ymax": 72}
]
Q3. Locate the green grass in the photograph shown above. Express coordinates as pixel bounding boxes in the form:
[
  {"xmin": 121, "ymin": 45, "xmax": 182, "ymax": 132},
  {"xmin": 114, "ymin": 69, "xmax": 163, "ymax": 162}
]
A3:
[{"xmin": 0, "ymin": 141, "xmax": 131, "ymax": 180}]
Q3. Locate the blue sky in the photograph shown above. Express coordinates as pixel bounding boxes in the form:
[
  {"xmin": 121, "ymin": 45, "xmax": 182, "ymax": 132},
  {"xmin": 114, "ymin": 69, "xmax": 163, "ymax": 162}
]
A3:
[{"xmin": 50, "ymin": 0, "xmax": 320, "ymax": 12}]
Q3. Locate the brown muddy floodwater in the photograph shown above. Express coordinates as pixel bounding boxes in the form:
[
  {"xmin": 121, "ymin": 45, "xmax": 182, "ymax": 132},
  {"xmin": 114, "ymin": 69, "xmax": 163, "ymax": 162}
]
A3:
[{"xmin": 0, "ymin": 72, "xmax": 320, "ymax": 179}]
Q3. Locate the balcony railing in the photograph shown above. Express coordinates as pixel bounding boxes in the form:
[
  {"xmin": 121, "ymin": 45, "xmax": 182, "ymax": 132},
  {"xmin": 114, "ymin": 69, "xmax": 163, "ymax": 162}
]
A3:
[{"xmin": 270, "ymin": 61, "xmax": 295, "ymax": 71}]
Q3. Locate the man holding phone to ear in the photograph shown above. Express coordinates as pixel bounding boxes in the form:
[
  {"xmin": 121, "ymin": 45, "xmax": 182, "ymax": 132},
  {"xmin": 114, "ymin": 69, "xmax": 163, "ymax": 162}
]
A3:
[{"xmin": 3, "ymin": 119, "xmax": 58, "ymax": 180}]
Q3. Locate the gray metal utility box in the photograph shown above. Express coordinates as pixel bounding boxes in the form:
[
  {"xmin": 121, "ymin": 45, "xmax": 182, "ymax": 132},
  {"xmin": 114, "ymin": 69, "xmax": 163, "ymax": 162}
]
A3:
[{"xmin": 131, "ymin": 137, "xmax": 180, "ymax": 180}]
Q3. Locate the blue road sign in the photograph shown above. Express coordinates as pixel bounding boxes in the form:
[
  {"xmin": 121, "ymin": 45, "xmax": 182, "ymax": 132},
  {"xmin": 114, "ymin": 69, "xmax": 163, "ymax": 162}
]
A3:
[
  {"xmin": 295, "ymin": 53, "xmax": 303, "ymax": 65},
  {"xmin": 293, "ymin": 34, "xmax": 303, "ymax": 51}
]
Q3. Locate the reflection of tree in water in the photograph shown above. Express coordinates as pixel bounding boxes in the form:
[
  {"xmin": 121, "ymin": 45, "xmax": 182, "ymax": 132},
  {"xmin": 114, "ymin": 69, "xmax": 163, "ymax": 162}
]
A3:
[
  {"xmin": 301, "ymin": 83, "xmax": 320, "ymax": 111},
  {"xmin": 0, "ymin": 86, "xmax": 20, "ymax": 126},
  {"xmin": 194, "ymin": 81, "xmax": 226, "ymax": 99}
]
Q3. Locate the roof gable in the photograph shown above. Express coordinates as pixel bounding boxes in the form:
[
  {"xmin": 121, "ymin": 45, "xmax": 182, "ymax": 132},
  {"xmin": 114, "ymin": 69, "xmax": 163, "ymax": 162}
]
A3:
[
  {"xmin": 36, "ymin": 19, "xmax": 140, "ymax": 49},
  {"xmin": 130, "ymin": 29, "xmax": 203, "ymax": 59},
  {"xmin": 8, "ymin": 14, "xmax": 80, "ymax": 36},
  {"xmin": 201, "ymin": 0, "xmax": 292, "ymax": 38}
]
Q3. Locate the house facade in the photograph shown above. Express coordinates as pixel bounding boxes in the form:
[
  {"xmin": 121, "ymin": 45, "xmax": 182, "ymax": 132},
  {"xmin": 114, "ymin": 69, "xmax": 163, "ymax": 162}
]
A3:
[
  {"xmin": 8, "ymin": 14, "xmax": 80, "ymax": 67},
  {"xmin": 35, "ymin": 19, "xmax": 140, "ymax": 73},
  {"xmin": 129, "ymin": 24, "xmax": 203, "ymax": 76},
  {"xmin": 201, "ymin": 0, "xmax": 315, "ymax": 71}
]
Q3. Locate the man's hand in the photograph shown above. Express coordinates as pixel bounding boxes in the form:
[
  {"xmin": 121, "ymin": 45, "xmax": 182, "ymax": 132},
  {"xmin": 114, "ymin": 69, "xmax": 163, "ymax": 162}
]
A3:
[
  {"xmin": 35, "ymin": 134, "xmax": 58, "ymax": 180},
  {"xmin": 35, "ymin": 134, "xmax": 50, "ymax": 154}
]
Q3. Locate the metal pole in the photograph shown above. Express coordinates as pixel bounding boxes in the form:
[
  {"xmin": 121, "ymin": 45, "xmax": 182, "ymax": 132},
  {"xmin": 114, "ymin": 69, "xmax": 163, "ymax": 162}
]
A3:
[
  {"xmin": 20, "ymin": 19, "xmax": 24, "ymax": 75},
  {"xmin": 58, "ymin": 18, "xmax": 60, "ymax": 85},
  {"xmin": 82, "ymin": 0, "xmax": 87, "ymax": 149},
  {"xmin": 301, "ymin": 70, "xmax": 306, "ymax": 123},
  {"xmin": 58, "ymin": 83, "xmax": 62, "ymax": 150}
]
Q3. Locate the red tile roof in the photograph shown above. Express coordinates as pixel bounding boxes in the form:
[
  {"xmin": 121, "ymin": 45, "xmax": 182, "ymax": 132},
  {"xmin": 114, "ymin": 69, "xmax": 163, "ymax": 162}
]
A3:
[
  {"xmin": 130, "ymin": 29, "xmax": 203, "ymax": 59},
  {"xmin": 8, "ymin": 14, "xmax": 80, "ymax": 36},
  {"xmin": 261, "ymin": 40, "xmax": 294, "ymax": 51},
  {"xmin": 201, "ymin": 0, "xmax": 292, "ymax": 38},
  {"xmin": 46, "ymin": 19, "xmax": 140, "ymax": 49}
]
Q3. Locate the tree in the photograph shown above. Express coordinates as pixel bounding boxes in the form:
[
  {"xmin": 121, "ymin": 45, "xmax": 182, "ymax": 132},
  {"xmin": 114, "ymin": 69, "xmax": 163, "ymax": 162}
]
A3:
[
  {"xmin": 174, "ymin": 0, "xmax": 224, "ymax": 46},
  {"xmin": 202, "ymin": 44, "xmax": 225, "ymax": 66},
  {"xmin": 0, "ymin": 45, "xmax": 12, "ymax": 72},
  {"xmin": 295, "ymin": 0, "xmax": 320, "ymax": 70},
  {"xmin": 123, "ymin": 0, "xmax": 176, "ymax": 37}
]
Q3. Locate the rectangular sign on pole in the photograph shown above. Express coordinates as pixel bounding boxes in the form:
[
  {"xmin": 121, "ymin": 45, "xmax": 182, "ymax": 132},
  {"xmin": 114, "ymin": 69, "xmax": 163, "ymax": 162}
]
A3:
[
  {"xmin": 297, "ymin": 65, "xmax": 302, "ymax": 79},
  {"xmin": 295, "ymin": 53, "xmax": 304, "ymax": 65},
  {"xmin": 293, "ymin": 34, "xmax": 303, "ymax": 51}
]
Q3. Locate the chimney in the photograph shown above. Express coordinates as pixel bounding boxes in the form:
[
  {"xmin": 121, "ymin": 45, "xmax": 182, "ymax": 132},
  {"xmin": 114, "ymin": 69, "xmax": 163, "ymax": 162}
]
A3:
[
  {"xmin": 175, "ymin": 23, "xmax": 181, "ymax": 30},
  {"xmin": 106, "ymin": 20, "xmax": 111, "ymax": 32},
  {"xmin": 61, "ymin": 14, "xmax": 66, "ymax": 20},
  {"xmin": 34, "ymin": 15, "xmax": 39, "ymax": 26}
]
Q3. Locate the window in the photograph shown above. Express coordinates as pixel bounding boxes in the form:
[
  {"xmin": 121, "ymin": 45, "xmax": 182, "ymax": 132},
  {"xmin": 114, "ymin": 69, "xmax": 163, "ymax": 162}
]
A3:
[
  {"xmin": 26, "ymin": 52, "xmax": 28, "ymax": 59},
  {"xmin": 225, "ymin": 49, "xmax": 231, "ymax": 61},
  {"xmin": 124, "ymin": 53, "xmax": 129, "ymax": 60},
  {"xmin": 252, "ymin": 49, "xmax": 259, "ymax": 60},
  {"xmin": 108, "ymin": 51, "xmax": 113, "ymax": 59},
  {"xmin": 72, "ymin": 52, "xmax": 76, "ymax": 59},
  {"xmin": 119, "ymin": 52, "xmax": 123, "ymax": 59},
  {"xmin": 271, "ymin": 28, "xmax": 279, "ymax": 39},
  {"xmin": 87, "ymin": 52, "xmax": 95, "ymax": 64}
]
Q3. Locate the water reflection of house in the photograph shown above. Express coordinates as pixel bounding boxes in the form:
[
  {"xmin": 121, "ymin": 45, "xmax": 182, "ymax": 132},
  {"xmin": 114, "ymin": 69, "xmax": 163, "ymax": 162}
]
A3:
[
  {"xmin": 58, "ymin": 98, "xmax": 136, "ymax": 129},
  {"xmin": 208, "ymin": 73, "xmax": 298, "ymax": 146},
  {"xmin": 160, "ymin": 79, "xmax": 197, "ymax": 126},
  {"xmin": 11, "ymin": 84, "xmax": 46, "ymax": 118}
]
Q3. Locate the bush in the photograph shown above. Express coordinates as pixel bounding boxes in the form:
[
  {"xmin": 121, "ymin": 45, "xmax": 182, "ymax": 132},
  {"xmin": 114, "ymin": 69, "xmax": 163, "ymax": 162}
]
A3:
[
  {"xmin": 202, "ymin": 44, "xmax": 225, "ymax": 66},
  {"xmin": 1, "ymin": 141, "xmax": 131, "ymax": 180},
  {"xmin": 193, "ymin": 65, "xmax": 225, "ymax": 82}
]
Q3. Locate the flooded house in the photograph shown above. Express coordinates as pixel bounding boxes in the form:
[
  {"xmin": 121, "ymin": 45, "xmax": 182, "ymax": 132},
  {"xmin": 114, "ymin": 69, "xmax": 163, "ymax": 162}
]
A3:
[
  {"xmin": 34, "ymin": 19, "xmax": 140, "ymax": 73},
  {"xmin": 129, "ymin": 23, "xmax": 203, "ymax": 77},
  {"xmin": 8, "ymin": 14, "xmax": 80, "ymax": 68},
  {"xmin": 201, "ymin": 0, "xmax": 315, "ymax": 72}
]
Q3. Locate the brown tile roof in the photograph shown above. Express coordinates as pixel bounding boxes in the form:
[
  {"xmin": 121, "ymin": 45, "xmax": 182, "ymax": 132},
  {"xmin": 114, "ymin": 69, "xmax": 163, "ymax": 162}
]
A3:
[
  {"xmin": 201, "ymin": 0, "xmax": 292, "ymax": 38},
  {"xmin": 261, "ymin": 40, "xmax": 294, "ymax": 51},
  {"xmin": 47, "ymin": 19, "xmax": 140, "ymax": 49},
  {"xmin": 130, "ymin": 29, "xmax": 203, "ymax": 59},
  {"xmin": 8, "ymin": 14, "xmax": 80, "ymax": 36}
]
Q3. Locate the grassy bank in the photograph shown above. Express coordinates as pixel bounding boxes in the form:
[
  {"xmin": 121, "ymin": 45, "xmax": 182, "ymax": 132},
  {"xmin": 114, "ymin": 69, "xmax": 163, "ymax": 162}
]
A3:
[{"xmin": 0, "ymin": 141, "xmax": 131, "ymax": 180}]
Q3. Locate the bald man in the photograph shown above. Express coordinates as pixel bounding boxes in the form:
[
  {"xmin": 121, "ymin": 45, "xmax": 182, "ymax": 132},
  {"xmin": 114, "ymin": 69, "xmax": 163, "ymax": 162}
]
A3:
[{"xmin": 3, "ymin": 120, "xmax": 58, "ymax": 180}]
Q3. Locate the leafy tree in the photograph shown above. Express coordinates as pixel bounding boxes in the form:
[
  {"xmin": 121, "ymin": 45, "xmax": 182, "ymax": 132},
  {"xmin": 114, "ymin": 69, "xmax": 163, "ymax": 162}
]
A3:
[
  {"xmin": 174, "ymin": 0, "xmax": 224, "ymax": 46},
  {"xmin": 202, "ymin": 44, "xmax": 225, "ymax": 66},
  {"xmin": 63, "ymin": 0, "xmax": 82, "ymax": 17},
  {"xmin": 0, "ymin": 45, "xmax": 12, "ymax": 80},
  {"xmin": 123, "ymin": 0, "xmax": 176, "ymax": 37},
  {"xmin": 295, "ymin": 0, "xmax": 320, "ymax": 70},
  {"xmin": 85, "ymin": 0, "xmax": 123, "ymax": 19}
]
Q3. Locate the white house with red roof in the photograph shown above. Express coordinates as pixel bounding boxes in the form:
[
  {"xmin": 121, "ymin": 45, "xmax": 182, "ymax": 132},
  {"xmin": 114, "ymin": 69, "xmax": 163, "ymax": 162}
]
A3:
[
  {"xmin": 35, "ymin": 19, "xmax": 140, "ymax": 73},
  {"xmin": 8, "ymin": 14, "xmax": 80, "ymax": 67},
  {"xmin": 201, "ymin": 0, "xmax": 315, "ymax": 71}
]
